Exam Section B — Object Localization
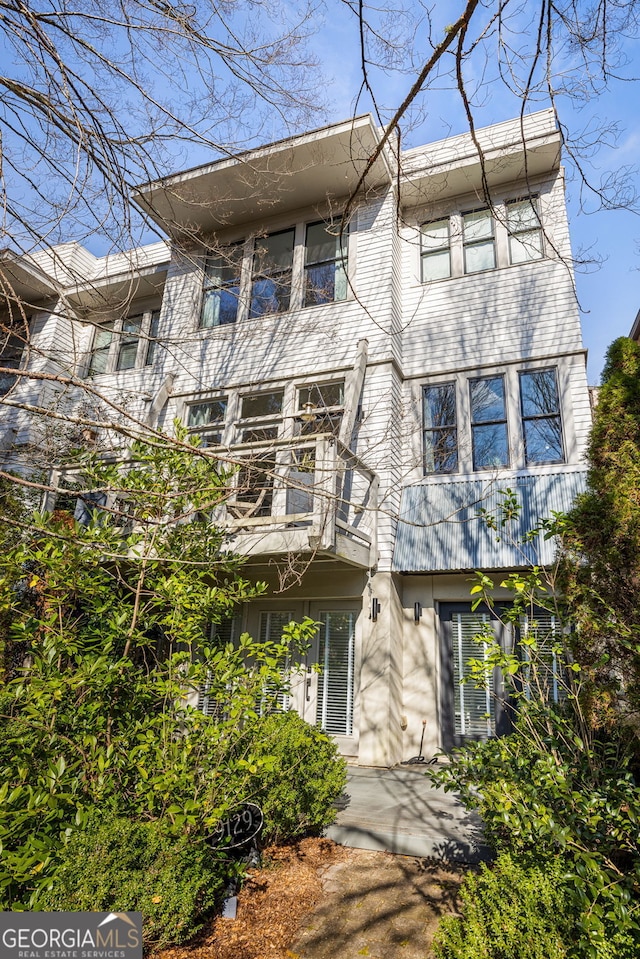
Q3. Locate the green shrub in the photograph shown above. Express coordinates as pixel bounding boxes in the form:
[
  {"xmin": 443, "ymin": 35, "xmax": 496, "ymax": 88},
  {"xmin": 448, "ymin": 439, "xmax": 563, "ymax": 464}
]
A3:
[
  {"xmin": 435, "ymin": 854, "xmax": 572, "ymax": 959},
  {"xmin": 239, "ymin": 711, "xmax": 347, "ymax": 843},
  {"xmin": 38, "ymin": 814, "xmax": 228, "ymax": 948}
]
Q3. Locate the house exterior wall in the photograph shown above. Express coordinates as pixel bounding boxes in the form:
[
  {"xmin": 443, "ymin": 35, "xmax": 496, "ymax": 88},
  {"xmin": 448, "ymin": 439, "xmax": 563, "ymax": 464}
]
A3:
[{"xmin": 0, "ymin": 111, "xmax": 592, "ymax": 766}]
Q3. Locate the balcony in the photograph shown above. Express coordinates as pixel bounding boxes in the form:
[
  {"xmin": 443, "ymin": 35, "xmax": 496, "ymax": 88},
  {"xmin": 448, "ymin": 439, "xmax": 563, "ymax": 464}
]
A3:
[{"xmin": 221, "ymin": 433, "xmax": 378, "ymax": 569}]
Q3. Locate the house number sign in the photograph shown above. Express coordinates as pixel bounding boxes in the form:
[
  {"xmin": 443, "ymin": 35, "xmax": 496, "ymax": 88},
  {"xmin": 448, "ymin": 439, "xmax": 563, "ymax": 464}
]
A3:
[{"xmin": 210, "ymin": 802, "xmax": 264, "ymax": 850}]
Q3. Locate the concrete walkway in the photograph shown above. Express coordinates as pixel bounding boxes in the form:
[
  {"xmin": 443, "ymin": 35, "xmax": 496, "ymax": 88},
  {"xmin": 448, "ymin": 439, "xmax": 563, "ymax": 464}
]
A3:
[{"xmin": 326, "ymin": 764, "xmax": 489, "ymax": 863}]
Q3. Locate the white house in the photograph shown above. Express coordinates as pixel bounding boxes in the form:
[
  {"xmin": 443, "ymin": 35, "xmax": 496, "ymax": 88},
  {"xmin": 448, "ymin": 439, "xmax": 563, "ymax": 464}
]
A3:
[{"xmin": 0, "ymin": 110, "xmax": 591, "ymax": 766}]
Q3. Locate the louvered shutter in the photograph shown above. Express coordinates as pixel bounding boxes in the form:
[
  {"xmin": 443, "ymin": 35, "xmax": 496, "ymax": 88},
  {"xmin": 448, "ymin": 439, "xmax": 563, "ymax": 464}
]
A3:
[
  {"xmin": 521, "ymin": 613, "xmax": 566, "ymax": 704},
  {"xmin": 197, "ymin": 617, "xmax": 236, "ymax": 718},
  {"xmin": 315, "ymin": 611, "xmax": 355, "ymax": 736},
  {"xmin": 259, "ymin": 611, "xmax": 294, "ymax": 713},
  {"xmin": 452, "ymin": 611, "xmax": 495, "ymax": 739}
]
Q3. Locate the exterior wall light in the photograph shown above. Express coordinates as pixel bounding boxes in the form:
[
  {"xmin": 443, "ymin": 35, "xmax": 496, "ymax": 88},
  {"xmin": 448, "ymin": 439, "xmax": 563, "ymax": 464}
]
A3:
[
  {"xmin": 300, "ymin": 402, "xmax": 317, "ymax": 422},
  {"xmin": 370, "ymin": 598, "xmax": 381, "ymax": 621},
  {"xmin": 414, "ymin": 602, "xmax": 422, "ymax": 623}
]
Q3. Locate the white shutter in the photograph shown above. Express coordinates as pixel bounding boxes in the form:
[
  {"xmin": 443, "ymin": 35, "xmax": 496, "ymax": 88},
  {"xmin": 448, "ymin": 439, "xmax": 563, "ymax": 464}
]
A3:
[
  {"xmin": 521, "ymin": 613, "xmax": 565, "ymax": 704},
  {"xmin": 197, "ymin": 617, "xmax": 236, "ymax": 718},
  {"xmin": 316, "ymin": 611, "xmax": 355, "ymax": 736},
  {"xmin": 259, "ymin": 611, "xmax": 294, "ymax": 713},
  {"xmin": 452, "ymin": 612, "xmax": 495, "ymax": 739}
]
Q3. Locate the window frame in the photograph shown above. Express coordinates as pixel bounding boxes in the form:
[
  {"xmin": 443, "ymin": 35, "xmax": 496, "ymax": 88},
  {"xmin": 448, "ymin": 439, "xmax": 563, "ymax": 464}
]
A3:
[
  {"xmin": 507, "ymin": 196, "xmax": 544, "ymax": 265},
  {"xmin": 87, "ymin": 308, "xmax": 161, "ymax": 377},
  {"xmin": 519, "ymin": 368, "xmax": 564, "ymax": 465},
  {"xmin": 422, "ymin": 382, "xmax": 458, "ymax": 474},
  {"xmin": 303, "ymin": 219, "xmax": 348, "ymax": 307},
  {"xmin": 0, "ymin": 329, "xmax": 26, "ymax": 395},
  {"xmin": 200, "ymin": 243, "xmax": 244, "ymax": 329},
  {"xmin": 185, "ymin": 396, "xmax": 228, "ymax": 448},
  {"xmin": 249, "ymin": 228, "xmax": 295, "ymax": 319},
  {"xmin": 469, "ymin": 374, "xmax": 510, "ymax": 471},
  {"xmin": 462, "ymin": 208, "xmax": 496, "ymax": 275},
  {"xmin": 420, "ymin": 218, "xmax": 451, "ymax": 282}
]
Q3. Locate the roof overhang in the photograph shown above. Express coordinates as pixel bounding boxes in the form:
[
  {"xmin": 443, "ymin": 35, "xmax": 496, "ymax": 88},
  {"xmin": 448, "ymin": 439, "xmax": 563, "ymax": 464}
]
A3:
[
  {"xmin": 400, "ymin": 110, "xmax": 562, "ymax": 208},
  {"xmin": 133, "ymin": 115, "xmax": 391, "ymax": 238},
  {"xmin": 0, "ymin": 251, "xmax": 59, "ymax": 308},
  {"xmin": 65, "ymin": 263, "xmax": 169, "ymax": 316}
]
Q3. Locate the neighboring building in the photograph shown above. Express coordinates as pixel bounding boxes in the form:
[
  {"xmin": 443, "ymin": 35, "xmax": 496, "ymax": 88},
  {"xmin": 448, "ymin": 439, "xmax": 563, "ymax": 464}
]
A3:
[{"xmin": 0, "ymin": 110, "xmax": 591, "ymax": 766}]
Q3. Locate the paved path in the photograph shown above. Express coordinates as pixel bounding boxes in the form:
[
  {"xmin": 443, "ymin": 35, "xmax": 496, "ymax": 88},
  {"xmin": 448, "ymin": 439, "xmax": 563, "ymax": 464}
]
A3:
[
  {"xmin": 326, "ymin": 764, "xmax": 488, "ymax": 862},
  {"xmin": 290, "ymin": 848, "xmax": 465, "ymax": 959}
]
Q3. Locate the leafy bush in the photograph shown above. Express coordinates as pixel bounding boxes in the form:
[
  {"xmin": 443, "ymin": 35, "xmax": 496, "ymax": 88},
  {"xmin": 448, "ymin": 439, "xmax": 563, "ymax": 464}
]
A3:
[
  {"xmin": 38, "ymin": 814, "xmax": 228, "ymax": 948},
  {"xmin": 238, "ymin": 711, "xmax": 347, "ymax": 843},
  {"xmin": 435, "ymin": 854, "xmax": 571, "ymax": 959}
]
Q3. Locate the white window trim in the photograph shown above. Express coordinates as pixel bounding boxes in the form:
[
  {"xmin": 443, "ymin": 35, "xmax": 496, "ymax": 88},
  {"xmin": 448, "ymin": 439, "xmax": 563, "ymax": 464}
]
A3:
[{"xmin": 86, "ymin": 308, "xmax": 160, "ymax": 377}]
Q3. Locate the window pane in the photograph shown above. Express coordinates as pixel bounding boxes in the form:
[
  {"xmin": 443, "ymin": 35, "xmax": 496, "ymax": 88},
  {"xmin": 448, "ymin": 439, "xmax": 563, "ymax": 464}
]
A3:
[
  {"xmin": 421, "ymin": 219, "xmax": 449, "ymax": 251},
  {"xmin": 424, "ymin": 428, "xmax": 458, "ymax": 473},
  {"xmin": 116, "ymin": 340, "xmax": 138, "ymax": 371},
  {"xmin": 316, "ymin": 611, "xmax": 355, "ymax": 736},
  {"xmin": 0, "ymin": 334, "xmax": 24, "ymax": 394},
  {"xmin": 88, "ymin": 324, "xmax": 113, "ymax": 375},
  {"xmin": 507, "ymin": 199, "xmax": 538, "ymax": 231},
  {"xmin": 253, "ymin": 230, "xmax": 294, "ymax": 273},
  {"xmin": 452, "ymin": 612, "xmax": 495, "ymax": 739},
  {"xmin": 523, "ymin": 418, "xmax": 563, "ymax": 464},
  {"xmin": 249, "ymin": 275, "xmax": 291, "ymax": 318},
  {"xmin": 236, "ymin": 454, "xmax": 275, "ymax": 516},
  {"xmin": 201, "ymin": 285, "xmax": 240, "ymax": 327},
  {"xmin": 472, "ymin": 423, "xmax": 509, "ymax": 469},
  {"xmin": 241, "ymin": 390, "xmax": 284, "ymax": 418},
  {"xmin": 205, "ymin": 248, "xmax": 242, "ymax": 286},
  {"xmin": 510, "ymin": 231, "xmax": 543, "ymax": 264},
  {"xmin": 422, "ymin": 249, "xmax": 451, "ymax": 281},
  {"xmin": 305, "ymin": 221, "xmax": 344, "ymax": 264},
  {"xmin": 470, "ymin": 377, "xmax": 506, "ymax": 423},
  {"xmin": 423, "ymin": 384, "xmax": 456, "ymax": 428},
  {"xmin": 241, "ymin": 426, "xmax": 279, "ymax": 442},
  {"xmin": 465, "ymin": 240, "xmax": 495, "ymax": 273},
  {"xmin": 187, "ymin": 399, "xmax": 227, "ymax": 427},
  {"xmin": 463, "ymin": 209, "xmax": 493, "ymax": 242},
  {"xmin": 305, "ymin": 263, "xmax": 337, "ymax": 306},
  {"xmin": 145, "ymin": 311, "xmax": 160, "ymax": 366},
  {"xmin": 299, "ymin": 382, "xmax": 344, "ymax": 409},
  {"xmin": 520, "ymin": 370, "xmax": 559, "ymax": 417}
]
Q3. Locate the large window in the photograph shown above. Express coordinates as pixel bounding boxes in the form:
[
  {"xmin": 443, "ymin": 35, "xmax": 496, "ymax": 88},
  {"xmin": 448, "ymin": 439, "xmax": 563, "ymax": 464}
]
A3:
[
  {"xmin": 315, "ymin": 610, "xmax": 356, "ymax": 737},
  {"xmin": 250, "ymin": 230, "xmax": 295, "ymax": 319},
  {"xmin": 470, "ymin": 375, "xmax": 509, "ymax": 470},
  {"xmin": 507, "ymin": 198, "xmax": 543, "ymax": 264},
  {"xmin": 519, "ymin": 369, "xmax": 563, "ymax": 464},
  {"xmin": 88, "ymin": 310, "xmax": 160, "ymax": 376},
  {"xmin": 200, "ymin": 245, "xmax": 243, "ymax": 328},
  {"xmin": 463, "ymin": 209, "xmax": 496, "ymax": 274},
  {"xmin": 423, "ymin": 383, "xmax": 458, "ymax": 473},
  {"xmin": 304, "ymin": 221, "xmax": 348, "ymax": 306},
  {"xmin": 421, "ymin": 219, "xmax": 451, "ymax": 282}
]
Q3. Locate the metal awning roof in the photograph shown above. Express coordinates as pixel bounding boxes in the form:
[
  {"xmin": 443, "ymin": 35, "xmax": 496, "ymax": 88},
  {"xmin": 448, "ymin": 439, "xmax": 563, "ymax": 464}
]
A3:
[{"xmin": 392, "ymin": 469, "xmax": 587, "ymax": 573}]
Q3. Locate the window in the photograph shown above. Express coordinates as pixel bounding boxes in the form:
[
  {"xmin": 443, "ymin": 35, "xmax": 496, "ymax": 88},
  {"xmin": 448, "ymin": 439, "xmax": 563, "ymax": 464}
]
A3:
[
  {"xmin": 197, "ymin": 617, "xmax": 237, "ymax": 719},
  {"xmin": 520, "ymin": 612, "xmax": 567, "ymax": 705},
  {"xmin": 507, "ymin": 198, "xmax": 543, "ymax": 264},
  {"xmin": 316, "ymin": 610, "xmax": 356, "ymax": 737},
  {"xmin": 186, "ymin": 398, "xmax": 227, "ymax": 447},
  {"xmin": 519, "ymin": 369, "xmax": 563, "ymax": 464},
  {"xmin": 304, "ymin": 220, "xmax": 348, "ymax": 306},
  {"xmin": 260, "ymin": 611, "xmax": 295, "ymax": 712},
  {"xmin": 0, "ymin": 331, "xmax": 25, "ymax": 395},
  {"xmin": 88, "ymin": 309, "xmax": 160, "ymax": 376},
  {"xmin": 250, "ymin": 229, "xmax": 295, "ymax": 318},
  {"xmin": 463, "ymin": 209, "xmax": 495, "ymax": 274},
  {"xmin": 470, "ymin": 375, "xmax": 509, "ymax": 469},
  {"xmin": 421, "ymin": 219, "xmax": 451, "ymax": 281},
  {"xmin": 116, "ymin": 315, "xmax": 142, "ymax": 371},
  {"xmin": 423, "ymin": 383, "xmax": 457, "ymax": 473},
  {"xmin": 296, "ymin": 381, "xmax": 344, "ymax": 436},
  {"xmin": 88, "ymin": 322, "xmax": 114, "ymax": 375},
  {"xmin": 451, "ymin": 610, "xmax": 496, "ymax": 740},
  {"xmin": 200, "ymin": 245, "xmax": 243, "ymax": 328}
]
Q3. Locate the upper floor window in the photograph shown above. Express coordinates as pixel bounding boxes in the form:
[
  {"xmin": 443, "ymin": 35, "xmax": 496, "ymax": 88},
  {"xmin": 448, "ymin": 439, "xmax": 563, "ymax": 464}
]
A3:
[
  {"xmin": 421, "ymin": 219, "xmax": 451, "ymax": 282},
  {"xmin": 0, "ymin": 330, "xmax": 25, "ymax": 395},
  {"xmin": 470, "ymin": 375, "xmax": 508, "ymax": 470},
  {"xmin": 304, "ymin": 221, "xmax": 348, "ymax": 306},
  {"xmin": 88, "ymin": 310, "xmax": 160, "ymax": 376},
  {"xmin": 463, "ymin": 209, "xmax": 495, "ymax": 274},
  {"xmin": 250, "ymin": 230, "xmax": 295, "ymax": 319},
  {"xmin": 200, "ymin": 245, "xmax": 243, "ymax": 328},
  {"xmin": 423, "ymin": 383, "xmax": 458, "ymax": 473},
  {"xmin": 186, "ymin": 398, "xmax": 227, "ymax": 447},
  {"xmin": 507, "ymin": 198, "xmax": 543, "ymax": 264},
  {"xmin": 519, "ymin": 369, "xmax": 563, "ymax": 464},
  {"xmin": 240, "ymin": 389, "xmax": 284, "ymax": 420}
]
